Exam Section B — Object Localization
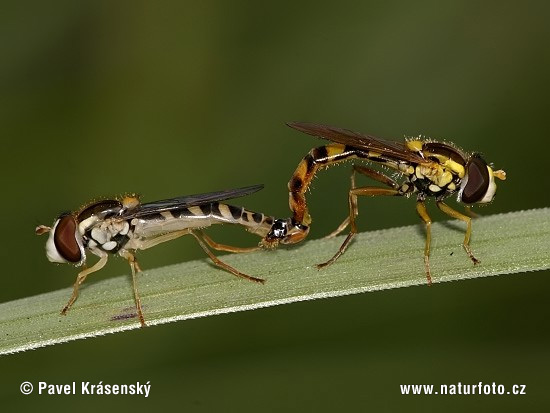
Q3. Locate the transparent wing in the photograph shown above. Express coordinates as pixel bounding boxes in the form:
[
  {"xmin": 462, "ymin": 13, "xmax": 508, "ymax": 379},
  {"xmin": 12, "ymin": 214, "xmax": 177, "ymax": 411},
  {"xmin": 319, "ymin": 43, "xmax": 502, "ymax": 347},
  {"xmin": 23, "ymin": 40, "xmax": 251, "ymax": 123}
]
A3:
[
  {"xmin": 120, "ymin": 184, "xmax": 264, "ymax": 219},
  {"xmin": 288, "ymin": 122, "xmax": 430, "ymax": 165}
]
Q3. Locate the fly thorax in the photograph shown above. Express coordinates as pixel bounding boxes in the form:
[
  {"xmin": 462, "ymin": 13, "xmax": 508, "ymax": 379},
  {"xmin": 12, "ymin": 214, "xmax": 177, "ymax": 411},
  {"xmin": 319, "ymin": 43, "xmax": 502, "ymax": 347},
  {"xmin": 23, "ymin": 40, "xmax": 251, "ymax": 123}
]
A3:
[
  {"xmin": 86, "ymin": 220, "xmax": 131, "ymax": 253},
  {"xmin": 398, "ymin": 163, "xmax": 415, "ymax": 175},
  {"xmin": 410, "ymin": 164, "xmax": 458, "ymax": 197}
]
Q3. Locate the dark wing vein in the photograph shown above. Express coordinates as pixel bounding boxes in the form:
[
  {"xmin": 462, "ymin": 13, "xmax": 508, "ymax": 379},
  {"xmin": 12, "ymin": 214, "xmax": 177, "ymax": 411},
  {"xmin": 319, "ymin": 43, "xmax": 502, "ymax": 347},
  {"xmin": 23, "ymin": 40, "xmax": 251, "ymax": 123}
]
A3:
[
  {"xmin": 120, "ymin": 184, "xmax": 264, "ymax": 219},
  {"xmin": 287, "ymin": 122, "xmax": 429, "ymax": 165}
]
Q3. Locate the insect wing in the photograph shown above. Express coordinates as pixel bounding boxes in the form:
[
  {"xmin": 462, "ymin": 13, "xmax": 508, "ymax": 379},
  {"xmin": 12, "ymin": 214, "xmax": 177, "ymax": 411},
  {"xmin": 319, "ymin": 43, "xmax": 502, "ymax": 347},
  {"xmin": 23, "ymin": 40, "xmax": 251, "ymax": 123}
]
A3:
[
  {"xmin": 119, "ymin": 184, "xmax": 264, "ymax": 219},
  {"xmin": 288, "ymin": 122, "xmax": 429, "ymax": 165}
]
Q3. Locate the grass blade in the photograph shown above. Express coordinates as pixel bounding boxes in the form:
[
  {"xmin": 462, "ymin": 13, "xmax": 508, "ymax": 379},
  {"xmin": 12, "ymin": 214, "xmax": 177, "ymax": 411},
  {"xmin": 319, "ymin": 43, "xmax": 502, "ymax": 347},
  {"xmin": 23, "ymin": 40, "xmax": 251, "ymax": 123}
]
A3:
[{"xmin": 1, "ymin": 208, "xmax": 548, "ymax": 355}]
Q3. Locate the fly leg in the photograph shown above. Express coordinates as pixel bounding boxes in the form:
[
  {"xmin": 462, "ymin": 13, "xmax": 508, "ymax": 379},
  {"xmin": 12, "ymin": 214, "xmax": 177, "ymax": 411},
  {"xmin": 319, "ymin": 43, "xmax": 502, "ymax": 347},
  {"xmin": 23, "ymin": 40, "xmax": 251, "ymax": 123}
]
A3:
[
  {"xmin": 323, "ymin": 217, "xmax": 351, "ymax": 240},
  {"xmin": 353, "ymin": 164, "xmax": 401, "ymax": 189},
  {"xmin": 318, "ymin": 186, "xmax": 401, "ymax": 269},
  {"xmin": 190, "ymin": 231, "xmax": 265, "ymax": 284},
  {"xmin": 119, "ymin": 250, "xmax": 146, "ymax": 327},
  {"xmin": 116, "ymin": 229, "xmax": 204, "ymax": 326},
  {"xmin": 464, "ymin": 205, "xmax": 480, "ymax": 219},
  {"xmin": 321, "ymin": 166, "xmax": 357, "ymax": 240},
  {"xmin": 61, "ymin": 253, "xmax": 108, "ymax": 315},
  {"xmin": 324, "ymin": 165, "xmax": 399, "ymax": 239},
  {"xmin": 416, "ymin": 200, "xmax": 433, "ymax": 285},
  {"xmin": 137, "ymin": 230, "xmax": 192, "ymax": 250},
  {"xmin": 136, "ymin": 229, "xmax": 263, "ymax": 283},
  {"xmin": 198, "ymin": 231, "xmax": 261, "ymax": 253},
  {"xmin": 437, "ymin": 201, "xmax": 480, "ymax": 265}
]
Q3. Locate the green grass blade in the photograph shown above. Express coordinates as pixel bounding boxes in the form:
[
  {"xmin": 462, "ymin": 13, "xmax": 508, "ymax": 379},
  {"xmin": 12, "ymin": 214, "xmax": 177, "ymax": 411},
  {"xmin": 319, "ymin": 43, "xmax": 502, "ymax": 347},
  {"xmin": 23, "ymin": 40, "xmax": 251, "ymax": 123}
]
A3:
[{"xmin": 1, "ymin": 208, "xmax": 548, "ymax": 355}]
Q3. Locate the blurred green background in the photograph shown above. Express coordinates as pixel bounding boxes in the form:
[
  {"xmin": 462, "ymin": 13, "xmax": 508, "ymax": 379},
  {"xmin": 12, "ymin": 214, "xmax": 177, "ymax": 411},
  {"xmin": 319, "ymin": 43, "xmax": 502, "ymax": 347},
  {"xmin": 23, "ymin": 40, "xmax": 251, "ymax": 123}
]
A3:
[{"xmin": 1, "ymin": 0, "xmax": 549, "ymax": 410}]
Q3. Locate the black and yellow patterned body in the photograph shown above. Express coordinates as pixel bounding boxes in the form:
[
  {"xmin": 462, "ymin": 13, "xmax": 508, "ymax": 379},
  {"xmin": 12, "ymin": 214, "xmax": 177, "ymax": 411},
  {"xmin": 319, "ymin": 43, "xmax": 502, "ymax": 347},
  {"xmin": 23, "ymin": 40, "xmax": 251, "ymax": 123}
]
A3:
[
  {"xmin": 264, "ymin": 122, "xmax": 506, "ymax": 284},
  {"xmin": 287, "ymin": 138, "xmax": 479, "ymax": 229}
]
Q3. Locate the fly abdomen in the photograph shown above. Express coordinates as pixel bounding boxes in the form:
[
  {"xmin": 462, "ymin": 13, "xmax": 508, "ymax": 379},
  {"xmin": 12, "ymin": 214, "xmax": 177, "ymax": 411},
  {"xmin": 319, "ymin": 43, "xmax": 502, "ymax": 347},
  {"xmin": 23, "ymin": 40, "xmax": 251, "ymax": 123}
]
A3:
[
  {"xmin": 212, "ymin": 203, "xmax": 275, "ymax": 238},
  {"xmin": 132, "ymin": 201, "xmax": 275, "ymax": 239},
  {"xmin": 288, "ymin": 143, "xmax": 409, "ymax": 227},
  {"xmin": 288, "ymin": 144, "xmax": 360, "ymax": 226}
]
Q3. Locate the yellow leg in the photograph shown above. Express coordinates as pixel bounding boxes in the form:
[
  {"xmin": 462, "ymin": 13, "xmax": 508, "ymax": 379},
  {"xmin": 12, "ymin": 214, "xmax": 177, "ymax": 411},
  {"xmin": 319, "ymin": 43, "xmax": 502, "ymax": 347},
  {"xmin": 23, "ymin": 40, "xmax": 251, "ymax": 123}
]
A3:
[
  {"xmin": 323, "ymin": 166, "xmax": 358, "ymax": 240},
  {"xmin": 318, "ymin": 187, "xmax": 400, "ymax": 269},
  {"xmin": 119, "ymin": 250, "xmax": 146, "ymax": 327},
  {"xmin": 190, "ymin": 231, "xmax": 265, "ymax": 284},
  {"xmin": 199, "ymin": 231, "xmax": 260, "ymax": 253},
  {"xmin": 437, "ymin": 201, "xmax": 480, "ymax": 265},
  {"xmin": 324, "ymin": 165, "xmax": 399, "ymax": 239},
  {"xmin": 352, "ymin": 165, "xmax": 400, "ymax": 189},
  {"xmin": 139, "ymin": 228, "xmax": 264, "ymax": 282},
  {"xmin": 61, "ymin": 254, "xmax": 108, "ymax": 315},
  {"xmin": 464, "ymin": 205, "xmax": 480, "ymax": 218},
  {"xmin": 137, "ymin": 229, "xmax": 191, "ymax": 250},
  {"xmin": 323, "ymin": 216, "xmax": 351, "ymax": 239},
  {"xmin": 416, "ymin": 201, "xmax": 433, "ymax": 285},
  {"xmin": 114, "ymin": 230, "xmax": 193, "ymax": 326}
]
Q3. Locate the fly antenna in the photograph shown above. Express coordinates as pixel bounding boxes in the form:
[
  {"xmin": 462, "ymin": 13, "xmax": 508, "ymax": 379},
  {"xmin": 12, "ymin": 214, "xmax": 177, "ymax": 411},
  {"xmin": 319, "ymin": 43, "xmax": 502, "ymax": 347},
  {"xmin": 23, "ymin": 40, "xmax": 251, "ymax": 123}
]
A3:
[
  {"xmin": 494, "ymin": 169, "xmax": 506, "ymax": 180},
  {"xmin": 35, "ymin": 225, "xmax": 51, "ymax": 235}
]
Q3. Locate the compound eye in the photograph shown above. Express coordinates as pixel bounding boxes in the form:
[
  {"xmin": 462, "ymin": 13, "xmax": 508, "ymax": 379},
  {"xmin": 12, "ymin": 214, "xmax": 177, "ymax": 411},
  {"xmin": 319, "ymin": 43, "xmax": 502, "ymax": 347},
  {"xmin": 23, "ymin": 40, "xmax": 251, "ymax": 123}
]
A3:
[
  {"xmin": 53, "ymin": 214, "xmax": 82, "ymax": 263},
  {"xmin": 462, "ymin": 156, "xmax": 490, "ymax": 204}
]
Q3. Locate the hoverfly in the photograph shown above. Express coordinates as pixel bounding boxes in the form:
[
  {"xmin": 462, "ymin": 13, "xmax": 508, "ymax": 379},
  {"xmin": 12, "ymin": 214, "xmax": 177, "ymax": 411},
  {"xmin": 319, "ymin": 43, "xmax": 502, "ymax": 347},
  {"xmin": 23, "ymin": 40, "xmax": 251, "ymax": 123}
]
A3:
[
  {"xmin": 263, "ymin": 122, "xmax": 506, "ymax": 284},
  {"xmin": 36, "ymin": 185, "xmax": 280, "ymax": 326}
]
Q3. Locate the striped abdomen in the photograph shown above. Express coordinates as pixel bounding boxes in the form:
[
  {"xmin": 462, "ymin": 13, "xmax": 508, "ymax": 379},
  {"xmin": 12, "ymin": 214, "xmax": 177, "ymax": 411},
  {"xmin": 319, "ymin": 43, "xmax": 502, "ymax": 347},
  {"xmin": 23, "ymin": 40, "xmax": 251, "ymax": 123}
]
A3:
[
  {"xmin": 204, "ymin": 202, "xmax": 275, "ymax": 238},
  {"xmin": 132, "ymin": 202, "xmax": 275, "ymax": 238},
  {"xmin": 288, "ymin": 144, "xmax": 405, "ymax": 226}
]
